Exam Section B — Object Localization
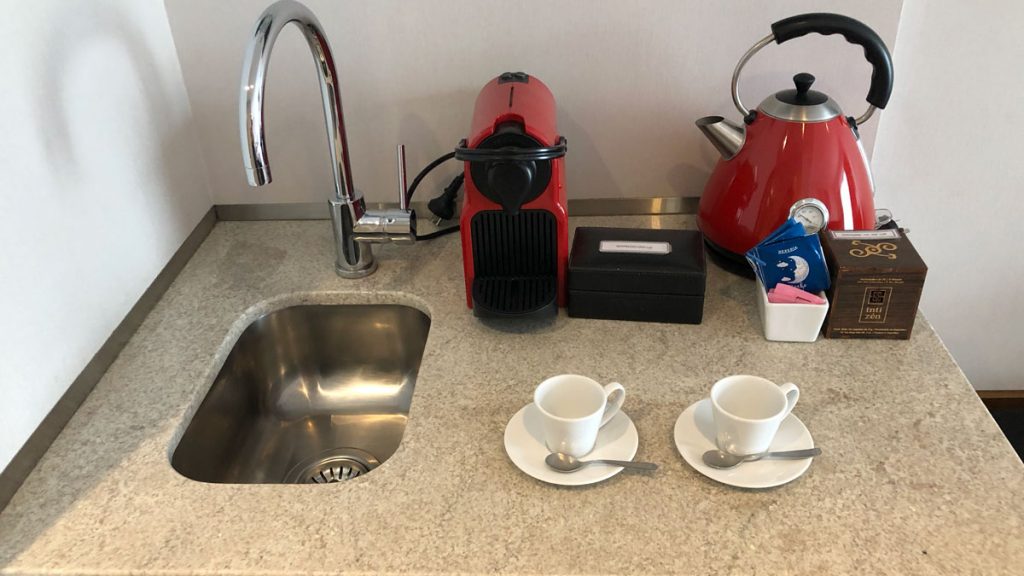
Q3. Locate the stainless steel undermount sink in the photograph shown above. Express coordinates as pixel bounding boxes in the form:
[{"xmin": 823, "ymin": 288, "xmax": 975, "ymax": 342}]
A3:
[{"xmin": 172, "ymin": 304, "xmax": 430, "ymax": 484}]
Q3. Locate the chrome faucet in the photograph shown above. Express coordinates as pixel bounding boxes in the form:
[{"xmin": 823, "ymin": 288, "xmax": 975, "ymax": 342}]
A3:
[{"xmin": 240, "ymin": 0, "xmax": 414, "ymax": 278}]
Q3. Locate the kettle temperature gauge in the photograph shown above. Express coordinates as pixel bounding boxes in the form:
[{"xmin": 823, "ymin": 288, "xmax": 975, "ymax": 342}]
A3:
[{"xmin": 789, "ymin": 198, "xmax": 830, "ymax": 234}]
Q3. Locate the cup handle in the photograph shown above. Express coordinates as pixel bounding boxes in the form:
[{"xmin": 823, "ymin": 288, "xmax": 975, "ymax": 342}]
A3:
[
  {"xmin": 778, "ymin": 382, "xmax": 800, "ymax": 418},
  {"xmin": 600, "ymin": 382, "xmax": 626, "ymax": 427}
]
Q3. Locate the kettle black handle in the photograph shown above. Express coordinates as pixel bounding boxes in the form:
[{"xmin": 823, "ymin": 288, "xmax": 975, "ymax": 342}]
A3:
[{"xmin": 771, "ymin": 13, "xmax": 894, "ymax": 110}]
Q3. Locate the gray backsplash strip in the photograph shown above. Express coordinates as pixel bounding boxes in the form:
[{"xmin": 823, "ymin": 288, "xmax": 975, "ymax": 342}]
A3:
[{"xmin": 215, "ymin": 196, "xmax": 700, "ymax": 221}]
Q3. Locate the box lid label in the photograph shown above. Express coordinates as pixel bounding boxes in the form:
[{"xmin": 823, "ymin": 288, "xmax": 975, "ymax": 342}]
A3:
[
  {"xmin": 599, "ymin": 240, "xmax": 672, "ymax": 255},
  {"xmin": 830, "ymin": 230, "xmax": 900, "ymax": 240}
]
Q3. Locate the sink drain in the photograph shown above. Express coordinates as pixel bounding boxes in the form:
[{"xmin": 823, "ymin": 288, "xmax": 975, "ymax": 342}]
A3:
[
  {"xmin": 303, "ymin": 457, "xmax": 367, "ymax": 484},
  {"xmin": 284, "ymin": 448, "xmax": 379, "ymax": 484}
]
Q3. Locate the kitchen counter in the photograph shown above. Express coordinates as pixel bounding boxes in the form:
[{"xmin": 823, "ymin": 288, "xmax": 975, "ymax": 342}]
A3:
[{"xmin": 1, "ymin": 215, "xmax": 1022, "ymax": 575}]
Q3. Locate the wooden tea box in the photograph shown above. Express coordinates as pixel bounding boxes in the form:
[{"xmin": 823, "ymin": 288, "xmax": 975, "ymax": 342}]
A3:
[{"xmin": 820, "ymin": 229, "xmax": 927, "ymax": 340}]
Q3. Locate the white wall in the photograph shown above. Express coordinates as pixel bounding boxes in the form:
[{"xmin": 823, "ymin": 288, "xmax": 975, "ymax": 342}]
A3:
[
  {"xmin": 872, "ymin": 0, "xmax": 1023, "ymax": 390},
  {"xmin": 164, "ymin": 0, "xmax": 902, "ymax": 206},
  {"xmin": 0, "ymin": 1, "xmax": 212, "ymax": 471}
]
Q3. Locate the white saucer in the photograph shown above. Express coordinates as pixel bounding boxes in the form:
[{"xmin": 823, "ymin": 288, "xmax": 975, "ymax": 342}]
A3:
[
  {"xmin": 504, "ymin": 403, "xmax": 638, "ymax": 486},
  {"xmin": 674, "ymin": 399, "xmax": 815, "ymax": 489}
]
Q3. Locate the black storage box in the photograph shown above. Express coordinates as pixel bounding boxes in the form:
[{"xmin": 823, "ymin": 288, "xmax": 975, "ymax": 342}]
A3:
[{"xmin": 568, "ymin": 227, "xmax": 706, "ymax": 324}]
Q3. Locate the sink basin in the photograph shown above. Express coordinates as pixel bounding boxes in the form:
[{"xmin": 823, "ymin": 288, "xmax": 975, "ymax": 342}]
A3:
[{"xmin": 171, "ymin": 304, "xmax": 430, "ymax": 484}]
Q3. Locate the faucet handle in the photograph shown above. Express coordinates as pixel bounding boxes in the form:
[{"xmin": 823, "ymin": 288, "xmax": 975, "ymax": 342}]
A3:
[
  {"xmin": 352, "ymin": 143, "xmax": 416, "ymax": 244},
  {"xmin": 396, "ymin": 144, "xmax": 409, "ymax": 211}
]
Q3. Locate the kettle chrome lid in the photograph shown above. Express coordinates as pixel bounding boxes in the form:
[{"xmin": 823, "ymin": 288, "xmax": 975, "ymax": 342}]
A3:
[
  {"xmin": 730, "ymin": 13, "xmax": 894, "ymax": 126},
  {"xmin": 758, "ymin": 73, "xmax": 843, "ymax": 122}
]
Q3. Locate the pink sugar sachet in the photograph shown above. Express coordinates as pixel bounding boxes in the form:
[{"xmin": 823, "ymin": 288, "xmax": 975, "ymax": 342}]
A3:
[{"xmin": 767, "ymin": 282, "xmax": 826, "ymax": 305}]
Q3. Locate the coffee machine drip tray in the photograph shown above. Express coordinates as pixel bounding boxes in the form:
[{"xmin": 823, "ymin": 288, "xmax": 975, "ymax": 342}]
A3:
[
  {"xmin": 473, "ymin": 277, "xmax": 557, "ymax": 317},
  {"xmin": 469, "ymin": 210, "xmax": 558, "ymax": 318}
]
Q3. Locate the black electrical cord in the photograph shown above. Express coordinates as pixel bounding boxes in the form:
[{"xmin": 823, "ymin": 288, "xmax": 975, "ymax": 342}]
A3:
[
  {"xmin": 405, "ymin": 151, "xmax": 456, "ymax": 206},
  {"xmin": 427, "ymin": 173, "xmax": 463, "ymax": 221},
  {"xmin": 415, "ymin": 216, "xmax": 462, "ymax": 240},
  {"xmin": 415, "ymin": 173, "xmax": 463, "ymax": 239},
  {"xmin": 409, "ymin": 135, "xmax": 565, "ymax": 240},
  {"xmin": 405, "ymin": 151, "xmax": 462, "ymax": 240}
]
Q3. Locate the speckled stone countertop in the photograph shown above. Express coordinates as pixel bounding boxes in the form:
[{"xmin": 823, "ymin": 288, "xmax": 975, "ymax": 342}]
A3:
[{"xmin": 1, "ymin": 215, "xmax": 1022, "ymax": 575}]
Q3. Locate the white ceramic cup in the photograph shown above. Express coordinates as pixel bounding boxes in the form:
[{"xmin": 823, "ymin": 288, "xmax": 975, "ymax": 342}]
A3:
[
  {"xmin": 533, "ymin": 374, "xmax": 625, "ymax": 457},
  {"xmin": 710, "ymin": 375, "xmax": 800, "ymax": 456}
]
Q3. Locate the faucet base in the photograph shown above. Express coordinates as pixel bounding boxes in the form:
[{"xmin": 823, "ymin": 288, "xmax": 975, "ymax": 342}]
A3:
[{"xmin": 335, "ymin": 258, "xmax": 378, "ymax": 279}]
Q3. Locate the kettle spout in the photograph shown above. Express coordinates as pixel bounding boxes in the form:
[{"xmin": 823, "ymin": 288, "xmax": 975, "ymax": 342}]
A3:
[{"xmin": 696, "ymin": 116, "xmax": 745, "ymax": 160}]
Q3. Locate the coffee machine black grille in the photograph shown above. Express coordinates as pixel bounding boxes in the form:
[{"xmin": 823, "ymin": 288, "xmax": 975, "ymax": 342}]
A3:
[{"xmin": 469, "ymin": 210, "xmax": 557, "ymax": 316}]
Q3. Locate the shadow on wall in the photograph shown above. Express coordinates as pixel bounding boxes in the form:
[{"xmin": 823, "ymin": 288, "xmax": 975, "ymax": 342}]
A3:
[
  {"xmin": 34, "ymin": 2, "xmax": 205, "ymax": 237},
  {"xmin": 559, "ymin": 104, "xmax": 713, "ymax": 199},
  {"xmin": 557, "ymin": 106, "xmax": 618, "ymax": 199},
  {"xmin": 393, "ymin": 88, "xmax": 477, "ymax": 199},
  {"xmin": 666, "ymin": 161, "xmax": 714, "ymax": 199},
  {"xmin": 369, "ymin": 83, "xmax": 716, "ymax": 203},
  {"xmin": 392, "ymin": 95, "xmax": 690, "ymax": 203},
  {"xmin": 388, "ymin": 96, "xmax": 716, "ymax": 202},
  {"xmin": 0, "ymin": 3, "xmax": 205, "ymax": 569},
  {"xmin": 668, "ymin": 133, "xmax": 718, "ymax": 199}
]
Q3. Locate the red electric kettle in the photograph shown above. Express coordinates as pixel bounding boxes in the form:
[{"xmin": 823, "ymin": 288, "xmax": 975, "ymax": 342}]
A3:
[{"xmin": 696, "ymin": 13, "xmax": 894, "ymax": 265}]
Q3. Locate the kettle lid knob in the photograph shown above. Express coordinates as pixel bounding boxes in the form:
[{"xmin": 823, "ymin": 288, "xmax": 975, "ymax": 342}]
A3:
[
  {"xmin": 771, "ymin": 72, "xmax": 829, "ymax": 107},
  {"xmin": 793, "ymin": 72, "xmax": 816, "ymax": 96}
]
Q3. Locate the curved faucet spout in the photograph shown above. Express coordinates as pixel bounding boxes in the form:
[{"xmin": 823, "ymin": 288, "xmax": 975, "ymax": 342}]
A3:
[
  {"xmin": 240, "ymin": 0, "xmax": 355, "ymax": 204},
  {"xmin": 239, "ymin": 0, "xmax": 356, "ymax": 207},
  {"xmin": 240, "ymin": 0, "xmax": 419, "ymax": 278}
]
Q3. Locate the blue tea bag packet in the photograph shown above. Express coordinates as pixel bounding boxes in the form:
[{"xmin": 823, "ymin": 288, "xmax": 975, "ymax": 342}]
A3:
[
  {"xmin": 745, "ymin": 218, "xmax": 830, "ymax": 293},
  {"xmin": 758, "ymin": 217, "xmax": 807, "ymax": 246}
]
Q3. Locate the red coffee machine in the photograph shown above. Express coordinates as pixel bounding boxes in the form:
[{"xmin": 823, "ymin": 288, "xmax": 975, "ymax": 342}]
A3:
[{"xmin": 455, "ymin": 72, "xmax": 569, "ymax": 318}]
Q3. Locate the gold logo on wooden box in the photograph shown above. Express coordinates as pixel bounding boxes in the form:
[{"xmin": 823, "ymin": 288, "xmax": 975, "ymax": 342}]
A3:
[
  {"xmin": 850, "ymin": 241, "xmax": 898, "ymax": 259},
  {"xmin": 859, "ymin": 287, "xmax": 893, "ymax": 323}
]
